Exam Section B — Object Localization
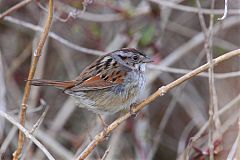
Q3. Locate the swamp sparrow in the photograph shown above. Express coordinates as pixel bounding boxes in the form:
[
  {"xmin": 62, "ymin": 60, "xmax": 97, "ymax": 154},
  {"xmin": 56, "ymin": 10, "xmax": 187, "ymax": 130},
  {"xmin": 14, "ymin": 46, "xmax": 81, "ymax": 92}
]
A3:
[{"xmin": 30, "ymin": 48, "xmax": 153, "ymax": 114}]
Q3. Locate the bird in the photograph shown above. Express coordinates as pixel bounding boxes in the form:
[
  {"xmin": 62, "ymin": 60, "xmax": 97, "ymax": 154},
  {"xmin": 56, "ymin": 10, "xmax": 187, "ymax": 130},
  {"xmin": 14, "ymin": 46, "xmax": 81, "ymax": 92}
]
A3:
[{"xmin": 30, "ymin": 48, "xmax": 153, "ymax": 114}]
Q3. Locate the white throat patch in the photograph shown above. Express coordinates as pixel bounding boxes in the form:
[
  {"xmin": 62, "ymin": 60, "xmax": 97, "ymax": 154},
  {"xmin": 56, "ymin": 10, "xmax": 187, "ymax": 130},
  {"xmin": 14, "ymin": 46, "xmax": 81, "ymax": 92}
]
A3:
[{"xmin": 135, "ymin": 63, "xmax": 146, "ymax": 71}]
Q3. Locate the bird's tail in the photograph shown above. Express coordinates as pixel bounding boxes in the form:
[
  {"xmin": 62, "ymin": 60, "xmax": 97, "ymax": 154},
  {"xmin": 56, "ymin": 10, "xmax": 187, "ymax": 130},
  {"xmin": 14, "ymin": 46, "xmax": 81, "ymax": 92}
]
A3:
[{"xmin": 28, "ymin": 79, "xmax": 75, "ymax": 89}]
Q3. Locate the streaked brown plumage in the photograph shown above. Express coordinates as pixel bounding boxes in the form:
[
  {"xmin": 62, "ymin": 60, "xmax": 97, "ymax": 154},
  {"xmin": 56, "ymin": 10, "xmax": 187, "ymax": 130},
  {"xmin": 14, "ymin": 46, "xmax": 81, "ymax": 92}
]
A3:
[{"xmin": 30, "ymin": 48, "xmax": 153, "ymax": 114}]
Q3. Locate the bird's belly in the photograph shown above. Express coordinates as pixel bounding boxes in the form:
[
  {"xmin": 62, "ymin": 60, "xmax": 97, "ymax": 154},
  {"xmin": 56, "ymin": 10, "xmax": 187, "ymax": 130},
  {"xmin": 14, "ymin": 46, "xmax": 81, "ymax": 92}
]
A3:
[
  {"xmin": 66, "ymin": 72, "xmax": 146, "ymax": 114},
  {"xmin": 76, "ymin": 87, "xmax": 138, "ymax": 113}
]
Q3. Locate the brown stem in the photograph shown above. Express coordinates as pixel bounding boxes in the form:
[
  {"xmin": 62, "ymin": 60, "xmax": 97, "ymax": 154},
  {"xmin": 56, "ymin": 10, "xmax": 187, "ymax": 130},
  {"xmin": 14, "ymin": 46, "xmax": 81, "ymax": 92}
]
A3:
[
  {"xmin": 0, "ymin": 0, "xmax": 33, "ymax": 21},
  {"xmin": 12, "ymin": 0, "xmax": 53, "ymax": 159},
  {"xmin": 77, "ymin": 49, "xmax": 240, "ymax": 160}
]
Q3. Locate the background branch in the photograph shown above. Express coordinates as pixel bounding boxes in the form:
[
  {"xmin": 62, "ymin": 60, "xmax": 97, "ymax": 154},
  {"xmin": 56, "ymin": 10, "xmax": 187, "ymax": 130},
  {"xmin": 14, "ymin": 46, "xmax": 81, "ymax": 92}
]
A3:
[
  {"xmin": 77, "ymin": 49, "xmax": 240, "ymax": 160},
  {"xmin": 0, "ymin": 0, "xmax": 33, "ymax": 21},
  {"xmin": 0, "ymin": 111, "xmax": 55, "ymax": 160},
  {"xmin": 12, "ymin": 0, "xmax": 53, "ymax": 159},
  {"xmin": 1, "ymin": 1, "xmax": 239, "ymax": 159}
]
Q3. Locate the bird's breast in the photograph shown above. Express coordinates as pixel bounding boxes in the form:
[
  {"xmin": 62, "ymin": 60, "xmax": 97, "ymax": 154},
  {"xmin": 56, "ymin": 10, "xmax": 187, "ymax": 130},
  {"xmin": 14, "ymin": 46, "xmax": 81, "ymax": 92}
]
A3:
[{"xmin": 114, "ymin": 71, "xmax": 146, "ymax": 100}]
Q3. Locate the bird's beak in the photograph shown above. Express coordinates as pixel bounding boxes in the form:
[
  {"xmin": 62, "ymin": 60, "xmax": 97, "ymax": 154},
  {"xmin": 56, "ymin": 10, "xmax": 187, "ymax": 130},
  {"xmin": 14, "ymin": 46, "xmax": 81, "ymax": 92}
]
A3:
[{"xmin": 142, "ymin": 56, "xmax": 154, "ymax": 63}]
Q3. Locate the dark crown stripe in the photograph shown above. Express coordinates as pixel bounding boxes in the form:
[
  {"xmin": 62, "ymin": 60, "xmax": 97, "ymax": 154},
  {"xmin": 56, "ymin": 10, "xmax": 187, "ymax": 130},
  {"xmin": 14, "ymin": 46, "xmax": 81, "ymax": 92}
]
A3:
[
  {"xmin": 118, "ymin": 55, "xmax": 128, "ymax": 60},
  {"xmin": 119, "ymin": 48, "xmax": 146, "ymax": 57}
]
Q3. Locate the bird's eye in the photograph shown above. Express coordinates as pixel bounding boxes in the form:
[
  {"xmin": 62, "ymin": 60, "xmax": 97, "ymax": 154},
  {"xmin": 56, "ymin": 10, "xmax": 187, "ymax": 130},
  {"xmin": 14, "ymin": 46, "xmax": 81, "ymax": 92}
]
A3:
[{"xmin": 132, "ymin": 55, "xmax": 139, "ymax": 61}]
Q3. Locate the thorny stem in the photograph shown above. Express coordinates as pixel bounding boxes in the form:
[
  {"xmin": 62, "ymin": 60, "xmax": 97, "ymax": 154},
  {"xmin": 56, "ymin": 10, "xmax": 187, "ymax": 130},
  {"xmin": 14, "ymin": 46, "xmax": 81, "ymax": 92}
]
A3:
[
  {"xmin": 77, "ymin": 49, "xmax": 240, "ymax": 160},
  {"xmin": 12, "ymin": 0, "xmax": 53, "ymax": 159}
]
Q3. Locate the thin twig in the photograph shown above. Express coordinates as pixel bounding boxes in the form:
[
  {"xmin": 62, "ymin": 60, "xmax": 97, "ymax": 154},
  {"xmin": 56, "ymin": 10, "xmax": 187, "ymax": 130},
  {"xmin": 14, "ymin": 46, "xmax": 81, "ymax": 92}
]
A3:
[
  {"xmin": 181, "ymin": 94, "xmax": 240, "ymax": 159},
  {"xmin": 77, "ymin": 49, "xmax": 240, "ymax": 160},
  {"xmin": 207, "ymin": 3, "xmax": 216, "ymax": 160},
  {"xmin": 0, "ymin": 50, "xmax": 6, "ymax": 140},
  {"xmin": 37, "ymin": 2, "xmax": 81, "ymax": 23},
  {"xmin": 21, "ymin": 100, "xmax": 49, "ymax": 160},
  {"xmin": 166, "ymin": 21, "xmax": 239, "ymax": 51},
  {"xmin": 12, "ymin": 0, "xmax": 53, "ymax": 159},
  {"xmin": 177, "ymin": 120, "xmax": 195, "ymax": 155},
  {"xmin": 3, "ymin": 15, "xmax": 240, "ymax": 58},
  {"xmin": 236, "ymin": 119, "xmax": 240, "ymax": 159},
  {"xmin": 0, "ymin": 111, "xmax": 55, "ymax": 160},
  {"xmin": 207, "ymin": 1, "xmax": 221, "ymax": 159},
  {"xmin": 0, "ymin": 92, "xmax": 46, "ymax": 157},
  {"xmin": 147, "ymin": 46, "xmax": 208, "ymax": 160},
  {"xmin": 148, "ymin": 16, "xmax": 240, "ymax": 78},
  {"xmin": 101, "ymin": 145, "xmax": 111, "ymax": 160},
  {"xmin": 104, "ymin": 123, "xmax": 126, "ymax": 160},
  {"xmin": 147, "ymin": 48, "xmax": 206, "ymax": 160},
  {"xmin": 0, "ymin": 0, "xmax": 33, "ymax": 21},
  {"xmin": 0, "ymin": 127, "xmax": 18, "ymax": 157},
  {"xmin": 218, "ymin": 0, "xmax": 228, "ymax": 20},
  {"xmin": 29, "ymin": 100, "xmax": 49, "ymax": 134},
  {"xmin": 4, "ymin": 16, "xmax": 104, "ymax": 56},
  {"xmin": 149, "ymin": 0, "xmax": 240, "ymax": 15},
  {"xmin": 29, "ymin": 126, "xmax": 74, "ymax": 159},
  {"xmin": 148, "ymin": 65, "xmax": 240, "ymax": 79},
  {"xmin": 196, "ymin": 1, "xmax": 219, "ymax": 159},
  {"xmin": 54, "ymin": 1, "xmax": 150, "ymax": 22},
  {"xmin": 227, "ymin": 120, "xmax": 240, "ymax": 160}
]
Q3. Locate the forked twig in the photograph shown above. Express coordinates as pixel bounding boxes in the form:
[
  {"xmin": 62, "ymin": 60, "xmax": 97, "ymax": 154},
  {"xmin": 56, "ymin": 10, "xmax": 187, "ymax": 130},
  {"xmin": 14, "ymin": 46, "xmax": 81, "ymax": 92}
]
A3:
[
  {"xmin": 0, "ymin": 0, "xmax": 33, "ymax": 21},
  {"xmin": 0, "ymin": 111, "xmax": 54, "ymax": 160},
  {"xmin": 21, "ymin": 100, "xmax": 49, "ymax": 159},
  {"xmin": 12, "ymin": 0, "xmax": 53, "ymax": 159},
  {"xmin": 77, "ymin": 49, "xmax": 240, "ymax": 160}
]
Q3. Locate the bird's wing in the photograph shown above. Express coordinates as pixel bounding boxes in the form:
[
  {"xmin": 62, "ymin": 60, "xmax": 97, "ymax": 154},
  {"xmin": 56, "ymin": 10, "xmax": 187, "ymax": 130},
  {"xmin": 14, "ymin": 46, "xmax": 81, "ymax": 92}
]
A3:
[{"xmin": 68, "ymin": 56, "xmax": 129, "ymax": 91}]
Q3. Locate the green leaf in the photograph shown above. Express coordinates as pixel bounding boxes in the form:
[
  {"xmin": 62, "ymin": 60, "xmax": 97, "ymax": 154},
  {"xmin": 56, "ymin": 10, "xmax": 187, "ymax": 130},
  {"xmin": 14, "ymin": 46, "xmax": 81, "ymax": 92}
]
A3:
[
  {"xmin": 139, "ymin": 24, "xmax": 156, "ymax": 46},
  {"xmin": 91, "ymin": 23, "xmax": 101, "ymax": 38},
  {"xmin": 214, "ymin": 46, "xmax": 228, "ymax": 56}
]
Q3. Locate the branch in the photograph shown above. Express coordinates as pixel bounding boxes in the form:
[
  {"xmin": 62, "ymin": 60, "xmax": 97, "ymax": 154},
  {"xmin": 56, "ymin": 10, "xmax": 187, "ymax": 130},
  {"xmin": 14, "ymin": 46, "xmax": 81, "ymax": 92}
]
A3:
[
  {"xmin": 54, "ymin": 1, "xmax": 149, "ymax": 22},
  {"xmin": 218, "ymin": 0, "xmax": 228, "ymax": 20},
  {"xmin": 4, "ymin": 16, "xmax": 104, "ymax": 56},
  {"xmin": 0, "ymin": 0, "xmax": 33, "ymax": 21},
  {"xmin": 12, "ymin": 0, "xmax": 53, "ymax": 159},
  {"xmin": 180, "ymin": 94, "xmax": 240, "ymax": 159},
  {"xmin": 148, "ymin": 65, "xmax": 240, "ymax": 79},
  {"xmin": 0, "ymin": 111, "xmax": 55, "ymax": 160},
  {"xmin": 3, "ymin": 15, "xmax": 240, "ymax": 58},
  {"xmin": 76, "ymin": 49, "xmax": 240, "ymax": 159},
  {"xmin": 225, "ymin": 119, "xmax": 240, "ymax": 159},
  {"xmin": 21, "ymin": 100, "xmax": 49, "ymax": 159},
  {"xmin": 149, "ymin": 0, "xmax": 240, "ymax": 15},
  {"xmin": 0, "ymin": 50, "xmax": 6, "ymax": 140},
  {"xmin": 206, "ymin": 1, "xmax": 218, "ymax": 160}
]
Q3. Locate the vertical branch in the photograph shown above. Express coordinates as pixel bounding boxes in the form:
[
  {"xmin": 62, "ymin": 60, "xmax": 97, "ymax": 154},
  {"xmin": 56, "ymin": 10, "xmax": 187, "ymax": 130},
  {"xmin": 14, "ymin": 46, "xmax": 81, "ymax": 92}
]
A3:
[
  {"xmin": 12, "ymin": 0, "xmax": 53, "ymax": 159},
  {"xmin": 0, "ymin": 51, "xmax": 6, "ymax": 140},
  {"xmin": 196, "ymin": 0, "xmax": 220, "ymax": 159},
  {"xmin": 207, "ymin": 1, "xmax": 219, "ymax": 160},
  {"xmin": 236, "ymin": 119, "xmax": 240, "ymax": 159}
]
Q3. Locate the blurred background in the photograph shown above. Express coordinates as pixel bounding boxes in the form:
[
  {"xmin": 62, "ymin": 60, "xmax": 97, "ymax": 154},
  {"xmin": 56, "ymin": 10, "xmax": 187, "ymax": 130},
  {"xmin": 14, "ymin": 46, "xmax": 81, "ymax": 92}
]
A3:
[{"xmin": 0, "ymin": 0, "xmax": 240, "ymax": 159}]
